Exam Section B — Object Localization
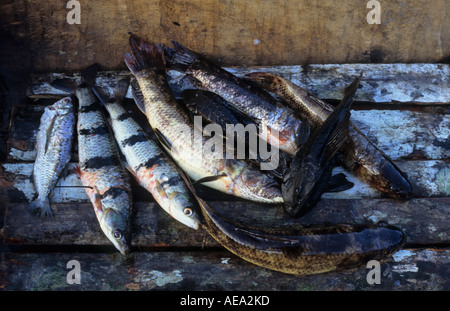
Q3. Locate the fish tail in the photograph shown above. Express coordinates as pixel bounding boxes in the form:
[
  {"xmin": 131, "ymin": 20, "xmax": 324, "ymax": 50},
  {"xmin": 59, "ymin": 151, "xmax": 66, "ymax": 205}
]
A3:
[
  {"xmin": 28, "ymin": 197, "xmax": 53, "ymax": 218},
  {"xmin": 80, "ymin": 63, "xmax": 100, "ymax": 87},
  {"xmin": 124, "ymin": 34, "xmax": 165, "ymax": 75},
  {"xmin": 93, "ymin": 77, "xmax": 130, "ymax": 106},
  {"xmin": 164, "ymin": 41, "xmax": 198, "ymax": 71}
]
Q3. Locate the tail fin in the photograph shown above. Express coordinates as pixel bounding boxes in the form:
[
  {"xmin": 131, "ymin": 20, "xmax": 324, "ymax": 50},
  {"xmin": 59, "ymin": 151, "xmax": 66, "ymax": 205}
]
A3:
[
  {"xmin": 51, "ymin": 78, "xmax": 78, "ymax": 94},
  {"xmin": 93, "ymin": 77, "xmax": 130, "ymax": 105},
  {"xmin": 51, "ymin": 63, "xmax": 100, "ymax": 93},
  {"xmin": 164, "ymin": 41, "xmax": 199, "ymax": 71},
  {"xmin": 28, "ymin": 197, "xmax": 53, "ymax": 217},
  {"xmin": 124, "ymin": 34, "xmax": 165, "ymax": 75},
  {"xmin": 81, "ymin": 63, "xmax": 100, "ymax": 87}
]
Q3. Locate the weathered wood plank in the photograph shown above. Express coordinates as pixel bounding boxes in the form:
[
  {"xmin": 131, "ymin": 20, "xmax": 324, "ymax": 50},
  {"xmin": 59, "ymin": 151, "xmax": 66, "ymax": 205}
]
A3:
[
  {"xmin": 27, "ymin": 64, "xmax": 450, "ymax": 103},
  {"xmin": 2, "ymin": 197, "xmax": 449, "ymax": 247},
  {"xmin": 1, "ymin": 248, "xmax": 448, "ymax": 290},
  {"xmin": 1, "ymin": 1, "xmax": 449, "ymax": 72},
  {"xmin": 1, "ymin": 160, "xmax": 448, "ymax": 204},
  {"xmin": 6, "ymin": 96, "xmax": 450, "ymax": 163}
]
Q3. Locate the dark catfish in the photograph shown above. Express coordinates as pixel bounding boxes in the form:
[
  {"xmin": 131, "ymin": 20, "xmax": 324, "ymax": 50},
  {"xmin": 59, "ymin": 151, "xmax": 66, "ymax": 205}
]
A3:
[{"xmin": 245, "ymin": 72, "xmax": 413, "ymax": 199}]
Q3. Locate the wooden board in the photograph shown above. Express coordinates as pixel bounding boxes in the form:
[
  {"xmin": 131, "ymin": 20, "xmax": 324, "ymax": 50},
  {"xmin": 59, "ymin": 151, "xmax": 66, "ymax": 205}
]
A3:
[
  {"xmin": 1, "ymin": 0, "xmax": 449, "ymax": 72},
  {"xmin": 1, "ymin": 248, "xmax": 449, "ymax": 291}
]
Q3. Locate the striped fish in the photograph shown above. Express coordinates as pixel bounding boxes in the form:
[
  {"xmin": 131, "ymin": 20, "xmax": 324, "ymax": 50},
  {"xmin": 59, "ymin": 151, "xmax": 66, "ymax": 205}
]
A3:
[
  {"xmin": 51, "ymin": 64, "xmax": 133, "ymax": 255},
  {"xmin": 93, "ymin": 78, "xmax": 201, "ymax": 230},
  {"xmin": 29, "ymin": 97, "xmax": 75, "ymax": 217}
]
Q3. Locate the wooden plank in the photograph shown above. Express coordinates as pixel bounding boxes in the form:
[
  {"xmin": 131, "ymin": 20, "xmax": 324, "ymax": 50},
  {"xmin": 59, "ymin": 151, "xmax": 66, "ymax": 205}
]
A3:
[
  {"xmin": 1, "ymin": 160, "xmax": 448, "ymax": 203},
  {"xmin": 27, "ymin": 64, "xmax": 450, "ymax": 103},
  {"xmin": 2, "ymin": 197, "xmax": 449, "ymax": 247},
  {"xmin": 1, "ymin": 1, "xmax": 449, "ymax": 72},
  {"xmin": 1, "ymin": 248, "xmax": 448, "ymax": 290}
]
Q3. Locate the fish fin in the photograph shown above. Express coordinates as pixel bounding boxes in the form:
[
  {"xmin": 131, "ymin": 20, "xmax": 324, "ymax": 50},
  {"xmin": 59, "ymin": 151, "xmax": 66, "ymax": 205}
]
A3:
[
  {"xmin": 320, "ymin": 114, "xmax": 350, "ymax": 166},
  {"xmin": 91, "ymin": 185, "xmax": 103, "ymax": 213},
  {"xmin": 74, "ymin": 164, "xmax": 83, "ymax": 178},
  {"xmin": 193, "ymin": 173, "xmax": 227, "ymax": 185},
  {"xmin": 320, "ymin": 74, "xmax": 362, "ymax": 166},
  {"xmin": 51, "ymin": 78, "xmax": 78, "ymax": 94},
  {"xmin": 325, "ymin": 173, "xmax": 354, "ymax": 193},
  {"xmin": 124, "ymin": 35, "xmax": 165, "ymax": 75},
  {"xmin": 153, "ymin": 127, "xmax": 178, "ymax": 155},
  {"xmin": 113, "ymin": 77, "xmax": 130, "ymax": 101},
  {"xmin": 28, "ymin": 197, "xmax": 53, "ymax": 218},
  {"xmin": 80, "ymin": 63, "xmax": 100, "ymax": 88},
  {"xmin": 130, "ymin": 80, "xmax": 146, "ymax": 114},
  {"xmin": 92, "ymin": 85, "xmax": 112, "ymax": 105},
  {"xmin": 164, "ymin": 41, "xmax": 198, "ymax": 71}
]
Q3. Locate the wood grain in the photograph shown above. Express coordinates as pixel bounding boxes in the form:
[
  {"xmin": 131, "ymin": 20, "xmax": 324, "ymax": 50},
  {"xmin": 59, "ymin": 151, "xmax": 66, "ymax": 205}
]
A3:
[{"xmin": 0, "ymin": 0, "xmax": 448, "ymax": 72}]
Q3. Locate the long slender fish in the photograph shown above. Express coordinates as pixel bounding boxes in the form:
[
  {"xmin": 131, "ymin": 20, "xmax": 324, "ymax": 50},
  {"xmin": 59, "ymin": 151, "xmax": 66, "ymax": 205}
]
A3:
[
  {"xmin": 245, "ymin": 72, "xmax": 413, "ymax": 198},
  {"xmin": 51, "ymin": 65, "xmax": 133, "ymax": 255},
  {"xmin": 181, "ymin": 169, "xmax": 405, "ymax": 275},
  {"xmin": 282, "ymin": 76, "xmax": 360, "ymax": 218},
  {"xmin": 93, "ymin": 78, "xmax": 201, "ymax": 230},
  {"xmin": 164, "ymin": 41, "xmax": 308, "ymax": 156},
  {"xmin": 124, "ymin": 35, "xmax": 282, "ymax": 204},
  {"xmin": 29, "ymin": 97, "xmax": 75, "ymax": 217}
]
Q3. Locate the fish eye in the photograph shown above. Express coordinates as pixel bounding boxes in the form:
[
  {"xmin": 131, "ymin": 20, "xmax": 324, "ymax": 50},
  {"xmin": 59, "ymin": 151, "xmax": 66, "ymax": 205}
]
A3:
[
  {"xmin": 113, "ymin": 229, "xmax": 123, "ymax": 240},
  {"xmin": 183, "ymin": 208, "xmax": 193, "ymax": 216},
  {"xmin": 294, "ymin": 187, "xmax": 300, "ymax": 195}
]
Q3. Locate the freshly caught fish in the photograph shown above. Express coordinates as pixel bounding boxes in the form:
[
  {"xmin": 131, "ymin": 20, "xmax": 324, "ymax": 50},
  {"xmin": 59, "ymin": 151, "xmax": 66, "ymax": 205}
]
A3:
[
  {"xmin": 182, "ymin": 169, "xmax": 405, "ymax": 275},
  {"xmin": 282, "ymin": 76, "xmax": 361, "ymax": 218},
  {"xmin": 51, "ymin": 65, "xmax": 133, "ymax": 255},
  {"xmin": 29, "ymin": 97, "xmax": 75, "ymax": 217},
  {"xmin": 164, "ymin": 41, "xmax": 308, "ymax": 156},
  {"xmin": 245, "ymin": 72, "xmax": 413, "ymax": 198},
  {"xmin": 124, "ymin": 35, "xmax": 282, "ymax": 204},
  {"xmin": 93, "ymin": 78, "xmax": 202, "ymax": 230},
  {"xmin": 181, "ymin": 89, "xmax": 289, "ymax": 178}
]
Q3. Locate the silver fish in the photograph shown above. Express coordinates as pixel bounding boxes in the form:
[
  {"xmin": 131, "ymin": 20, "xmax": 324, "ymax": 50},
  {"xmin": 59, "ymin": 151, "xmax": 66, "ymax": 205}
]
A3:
[{"xmin": 29, "ymin": 97, "xmax": 75, "ymax": 217}]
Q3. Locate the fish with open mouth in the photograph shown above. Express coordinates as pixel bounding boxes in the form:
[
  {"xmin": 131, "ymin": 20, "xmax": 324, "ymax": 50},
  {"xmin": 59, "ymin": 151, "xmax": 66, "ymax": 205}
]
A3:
[
  {"xmin": 281, "ymin": 75, "xmax": 361, "ymax": 218},
  {"xmin": 245, "ymin": 71, "xmax": 413, "ymax": 199},
  {"xmin": 124, "ymin": 35, "xmax": 282, "ymax": 204},
  {"xmin": 51, "ymin": 64, "xmax": 133, "ymax": 255},
  {"xmin": 164, "ymin": 41, "xmax": 309, "ymax": 156},
  {"xmin": 29, "ymin": 97, "xmax": 75, "ymax": 217},
  {"xmin": 93, "ymin": 78, "xmax": 202, "ymax": 230}
]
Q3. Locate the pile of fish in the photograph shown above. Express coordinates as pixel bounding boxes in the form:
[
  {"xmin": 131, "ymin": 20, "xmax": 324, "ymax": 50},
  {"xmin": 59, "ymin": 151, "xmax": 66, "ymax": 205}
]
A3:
[{"xmin": 28, "ymin": 34, "xmax": 411, "ymax": 275}]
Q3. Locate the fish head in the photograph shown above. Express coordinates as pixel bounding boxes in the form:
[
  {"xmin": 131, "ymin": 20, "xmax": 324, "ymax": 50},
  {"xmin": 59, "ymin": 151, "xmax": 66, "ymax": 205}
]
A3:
[
  {"xmin": 99, "ymin": 207, "xmax": 131, "ymax": 255},
  {"xmin": 169, "ymin": 192, "xmax": 202, "ymax": 230},
  {"xmin": 282, "ymin": 157, "xmax": 318, "ymax": 217},
  {"xmin": 54, "ymin": 97, "xmax": 74, "ymax": 115}
]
